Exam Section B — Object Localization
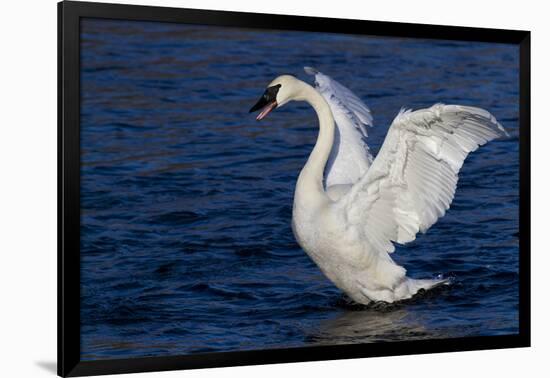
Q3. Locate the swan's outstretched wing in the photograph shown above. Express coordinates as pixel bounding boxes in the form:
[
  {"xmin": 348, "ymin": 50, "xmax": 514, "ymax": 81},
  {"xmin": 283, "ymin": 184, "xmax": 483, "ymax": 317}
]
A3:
[
  {"xmin": 339, "ymin": 104, "xmax": 508, "ymax": 256},
  {"xmin": 304, "ymin": 67, "xmax": 373, "ymax": 189}
]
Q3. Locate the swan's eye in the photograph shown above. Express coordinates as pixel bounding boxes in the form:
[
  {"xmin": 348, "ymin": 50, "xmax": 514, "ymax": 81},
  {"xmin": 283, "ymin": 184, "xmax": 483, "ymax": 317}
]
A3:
[
  {"xmin": 249, "ymin": 84, "xmax": 281, "ymax": 120},
  {"xmin": 265, "ymin": 84, "xmax": 281, "ymax": 99}
]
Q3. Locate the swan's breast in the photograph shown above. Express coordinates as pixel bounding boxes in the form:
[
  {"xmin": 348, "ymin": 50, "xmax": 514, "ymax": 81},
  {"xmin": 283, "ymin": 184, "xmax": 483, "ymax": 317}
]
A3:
[
  {"xmin": 325, "ymin": 184, "xmax": 353, "ymax": 201},
  {"xmin": 292, "ymin": 202, "xmax": 363, "ymax": 265}
]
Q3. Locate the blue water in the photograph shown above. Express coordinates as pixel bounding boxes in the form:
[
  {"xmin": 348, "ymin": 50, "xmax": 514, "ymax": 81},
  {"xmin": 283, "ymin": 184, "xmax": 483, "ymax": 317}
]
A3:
[{"xmin": 80, "ymin": 18, "xmax": 520, "ymax": 360}]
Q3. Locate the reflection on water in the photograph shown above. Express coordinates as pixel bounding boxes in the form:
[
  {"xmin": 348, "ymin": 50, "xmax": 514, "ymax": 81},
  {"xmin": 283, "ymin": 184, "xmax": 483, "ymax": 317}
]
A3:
[
  {"xmin": 80, "ymin": 18, "xmax": 520, "ymax": 360},
  {"xmin": 313, "ymin": 287, "xmax": 458, "ymax": 345},
  {"xmin": 314, "ymin": 308, "xmax": 432, "ymax": 345}
]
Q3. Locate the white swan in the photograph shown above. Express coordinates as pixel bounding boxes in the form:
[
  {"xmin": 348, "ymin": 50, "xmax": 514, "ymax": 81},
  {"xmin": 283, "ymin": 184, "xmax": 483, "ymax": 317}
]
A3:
[{"xmin": 249, "ymin": 67, "xmax": 508, "ymax": 304}]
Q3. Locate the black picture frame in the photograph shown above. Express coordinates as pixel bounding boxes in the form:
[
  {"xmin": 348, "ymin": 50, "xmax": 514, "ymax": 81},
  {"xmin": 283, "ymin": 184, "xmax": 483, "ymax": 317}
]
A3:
[{"xmin": 58, "ymin": 1, "xmax": 531, "ymax": 376}]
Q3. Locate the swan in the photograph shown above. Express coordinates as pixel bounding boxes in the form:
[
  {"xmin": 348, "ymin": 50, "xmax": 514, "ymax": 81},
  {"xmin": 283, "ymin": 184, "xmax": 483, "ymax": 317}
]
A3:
[{"xmin": 249, "ymin": 67, "xmax": 508, "ymax": 304}]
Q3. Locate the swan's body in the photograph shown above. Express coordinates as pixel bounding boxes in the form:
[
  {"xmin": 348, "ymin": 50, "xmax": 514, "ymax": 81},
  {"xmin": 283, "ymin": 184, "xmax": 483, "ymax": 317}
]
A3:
[{"xmin": 250, "ymin": 68, "xmax": 507, "ymax": 304}]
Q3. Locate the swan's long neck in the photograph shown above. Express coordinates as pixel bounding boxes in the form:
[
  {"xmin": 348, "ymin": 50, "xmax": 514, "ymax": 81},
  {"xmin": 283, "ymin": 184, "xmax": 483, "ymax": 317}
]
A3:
[{"xmin": 294, "ymin": 83, "xmax": 335, "ymax": 205}]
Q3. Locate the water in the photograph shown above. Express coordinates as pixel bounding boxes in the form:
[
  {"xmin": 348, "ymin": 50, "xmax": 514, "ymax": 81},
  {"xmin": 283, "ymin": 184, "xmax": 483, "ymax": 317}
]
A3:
[{"xmin": 80, "ymin": 18, "xmax": 520, "ymax": 360}]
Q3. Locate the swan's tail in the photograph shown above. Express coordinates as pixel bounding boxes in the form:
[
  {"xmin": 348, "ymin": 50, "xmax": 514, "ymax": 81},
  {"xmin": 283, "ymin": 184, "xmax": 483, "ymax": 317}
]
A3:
[
  {"xmin": 405, "ymin": 276, "xmax": 450, "ymax": 296},
  {"xmin": 357, "ymin": 275, "xmax": 451, "ymax": 304}
]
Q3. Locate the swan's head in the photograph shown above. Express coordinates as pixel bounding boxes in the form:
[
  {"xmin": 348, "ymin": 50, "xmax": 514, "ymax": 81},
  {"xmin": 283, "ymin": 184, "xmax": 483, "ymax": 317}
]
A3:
[{"xmin": 249, "ymin": 75, "xmax": 303, "ymax": 121}]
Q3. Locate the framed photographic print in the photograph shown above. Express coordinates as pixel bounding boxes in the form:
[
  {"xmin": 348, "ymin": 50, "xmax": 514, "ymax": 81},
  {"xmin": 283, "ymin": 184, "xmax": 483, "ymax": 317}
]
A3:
[{"xmin": 58, "ymin": 1, "xmax": 530, "ymax": 376}]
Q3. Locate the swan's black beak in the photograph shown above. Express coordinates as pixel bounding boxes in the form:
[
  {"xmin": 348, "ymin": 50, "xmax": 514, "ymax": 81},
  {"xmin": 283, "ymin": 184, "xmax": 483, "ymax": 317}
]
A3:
[{"xmin": 249, "ymin": 84, "xmax": 281, "ymax": 121}]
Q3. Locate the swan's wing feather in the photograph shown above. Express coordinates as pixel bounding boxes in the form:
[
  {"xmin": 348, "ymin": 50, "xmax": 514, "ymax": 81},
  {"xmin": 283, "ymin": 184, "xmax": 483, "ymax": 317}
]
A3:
[
  {"xmin": 304, "ymin": 67, "xmax": 373, "ymax": 188},
  {"xmin": 304, "ymin": 66, "xmax": 373, "ymax": 131},
  {"xmin": 340, "ymin": 104, "xmax": 508, "ymax": 256}
]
